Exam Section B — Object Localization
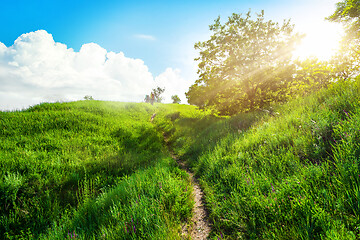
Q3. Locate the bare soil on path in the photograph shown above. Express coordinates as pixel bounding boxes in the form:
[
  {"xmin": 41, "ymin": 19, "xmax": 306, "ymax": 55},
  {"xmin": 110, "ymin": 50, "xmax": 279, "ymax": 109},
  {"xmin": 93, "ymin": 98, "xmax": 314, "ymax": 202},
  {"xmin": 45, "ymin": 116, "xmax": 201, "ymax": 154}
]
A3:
[
  {"xmin": 152, "ymin": 115, "xmax": 211, "ymax": 239},
  {"xmin": 170, "ymin": 152, "xmax": 211, "ymax": 240}
]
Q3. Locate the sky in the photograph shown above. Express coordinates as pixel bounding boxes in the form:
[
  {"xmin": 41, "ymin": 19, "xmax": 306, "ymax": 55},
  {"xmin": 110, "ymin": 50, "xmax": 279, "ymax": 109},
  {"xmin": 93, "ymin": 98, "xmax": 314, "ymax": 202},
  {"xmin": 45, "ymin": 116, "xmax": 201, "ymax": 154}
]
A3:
[{"xmin": 0, "ymin": 0, "xmax": 343, "ymax": 110}]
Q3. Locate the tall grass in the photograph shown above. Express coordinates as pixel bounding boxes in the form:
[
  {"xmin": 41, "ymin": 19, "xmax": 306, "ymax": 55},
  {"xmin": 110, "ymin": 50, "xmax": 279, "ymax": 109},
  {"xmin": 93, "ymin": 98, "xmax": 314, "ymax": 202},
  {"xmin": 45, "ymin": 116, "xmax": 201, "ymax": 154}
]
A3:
[
  {"xmin": 166, "ymin": 78, "xmax": 360, "ymax": 239},
  {"xmin": 3, "ymin": 78, "xmax": 359, "ymax": 239},
  {"xmin": 39, "ymin": 158, "xmax": 192, "ymax": 240},
  {"xmin": 0, "ymin": 101, "xmax": 195, "ymax": 239}
]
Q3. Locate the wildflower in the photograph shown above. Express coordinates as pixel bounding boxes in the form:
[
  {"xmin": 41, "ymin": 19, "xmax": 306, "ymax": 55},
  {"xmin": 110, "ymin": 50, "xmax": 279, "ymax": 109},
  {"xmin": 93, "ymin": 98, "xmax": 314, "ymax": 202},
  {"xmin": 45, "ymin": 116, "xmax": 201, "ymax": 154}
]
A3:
[
  {"xmin": 68, "ymin": 230, "xmax": 77, "ymax": 239},
  {"xmin": 271, "ymin": 183, "xmax": 275, "ymax": 193},
  {"xmin": 133, "ymin": 225, "xmax": 136, "ymax": 234}
]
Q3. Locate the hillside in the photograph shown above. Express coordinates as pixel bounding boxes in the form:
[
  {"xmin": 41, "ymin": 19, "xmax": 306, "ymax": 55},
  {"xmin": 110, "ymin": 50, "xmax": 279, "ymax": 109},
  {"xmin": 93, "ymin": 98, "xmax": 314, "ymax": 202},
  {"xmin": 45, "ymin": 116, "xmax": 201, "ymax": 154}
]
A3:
[
  {"xmin": 162, "ymin": 78, "xmax": 360, "ymax": 239},
  {"xmin": 1, "ymin": 77, "xmax": 360, "ymax": 239},
  {"xmin": 0, "ymin": 101, "xmax": 206, "ymax": 239}
]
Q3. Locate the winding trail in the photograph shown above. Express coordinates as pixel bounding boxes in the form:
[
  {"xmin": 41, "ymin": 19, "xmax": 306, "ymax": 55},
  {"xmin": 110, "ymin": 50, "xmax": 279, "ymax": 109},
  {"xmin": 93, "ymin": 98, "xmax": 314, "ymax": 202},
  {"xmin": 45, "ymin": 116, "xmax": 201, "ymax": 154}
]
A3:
[
  {"xmin": 167, "ymin": 144, "xmax": 211, "ymax": 239},
  {"xmin": 151, "ymin": 114, "xmax": 211, "ymax": 239}
]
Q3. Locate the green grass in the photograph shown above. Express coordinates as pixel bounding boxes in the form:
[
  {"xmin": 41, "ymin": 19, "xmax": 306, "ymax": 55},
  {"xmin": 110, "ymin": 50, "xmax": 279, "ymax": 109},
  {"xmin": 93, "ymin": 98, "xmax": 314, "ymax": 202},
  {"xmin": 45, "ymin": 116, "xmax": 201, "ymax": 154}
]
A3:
[
  {"xmin": 2, "ymin": 77, "xmax": 360, "ymax": 239},
  {"xmin": 0, "ymin": 101, "xmax": 198, "ymax": 239},
  {"xmin": 165, "ymin": 78, "xmax": 360, "ymax": 239},
  {"xmin": 39, "ymin": 158, "xmax": 192, "ymax": 240}
]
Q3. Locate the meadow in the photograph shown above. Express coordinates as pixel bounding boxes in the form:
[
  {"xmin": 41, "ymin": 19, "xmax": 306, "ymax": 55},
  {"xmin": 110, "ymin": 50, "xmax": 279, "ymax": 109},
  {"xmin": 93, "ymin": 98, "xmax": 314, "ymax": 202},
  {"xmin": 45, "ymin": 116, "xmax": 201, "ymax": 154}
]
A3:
[
  {"xmin": 0, "ymin": 101, "xmax": 203, "ymax": 239},
  {"xmin": 1, "ymin": 77, "xmax": 360, "ymax": 239},
  {"xmin": 164, "ymin": 78, "xmax": 360, "ymax": 239}
]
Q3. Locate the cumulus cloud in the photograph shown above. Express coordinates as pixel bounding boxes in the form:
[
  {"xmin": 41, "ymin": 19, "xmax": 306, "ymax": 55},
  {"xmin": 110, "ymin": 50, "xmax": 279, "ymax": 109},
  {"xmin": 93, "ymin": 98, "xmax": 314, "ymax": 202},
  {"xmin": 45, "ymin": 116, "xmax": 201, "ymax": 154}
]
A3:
[
  {"xmin": 0, "ymin": 30, "xmax": 188, "ymax": 110},
  {"xmin": 154, "ymin": 68, "xmax": 191, "ymax": 103}
]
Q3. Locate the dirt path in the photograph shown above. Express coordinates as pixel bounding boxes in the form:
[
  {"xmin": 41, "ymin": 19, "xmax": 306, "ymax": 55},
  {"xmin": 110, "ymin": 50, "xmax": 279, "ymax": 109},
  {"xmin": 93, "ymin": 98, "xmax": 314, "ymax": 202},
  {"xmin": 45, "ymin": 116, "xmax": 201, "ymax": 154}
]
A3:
[
  {"xmin": 151, "ymin": 115, "xmax": 211, "ymax": 239},
  {"xmin": 170, "ymin": 152, "xmax": 211, "ymax": 239}
]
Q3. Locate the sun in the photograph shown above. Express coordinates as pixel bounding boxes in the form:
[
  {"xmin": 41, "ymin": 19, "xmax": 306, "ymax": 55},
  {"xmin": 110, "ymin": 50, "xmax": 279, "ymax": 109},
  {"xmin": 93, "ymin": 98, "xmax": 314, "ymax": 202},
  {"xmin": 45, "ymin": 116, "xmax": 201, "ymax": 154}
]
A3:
[{"xmin": 293, "ymin": 22, "xmax": 343, "ymax": 61}]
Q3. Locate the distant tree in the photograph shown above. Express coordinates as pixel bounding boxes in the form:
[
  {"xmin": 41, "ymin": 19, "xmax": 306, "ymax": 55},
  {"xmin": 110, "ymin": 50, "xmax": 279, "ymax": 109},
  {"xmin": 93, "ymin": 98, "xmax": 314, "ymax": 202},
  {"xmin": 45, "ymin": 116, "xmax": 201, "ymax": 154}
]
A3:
[
  {"xmin": 186, "ymin": 10, "xmax": 302, "ymax": 115},
  {"xmin": 84, "ymin": 95, "xmax": 94, "ymax": 100},
  {"xmin": 144, "ymin": 95, "xmax": 150, "ymax": 103},
  {"xmin": 151, "ymin": 87, "xmax": 165, "ymax": 103},
  {"xmin": 171, "ymin": 95, "xmax": 181, "ymax": 104}
]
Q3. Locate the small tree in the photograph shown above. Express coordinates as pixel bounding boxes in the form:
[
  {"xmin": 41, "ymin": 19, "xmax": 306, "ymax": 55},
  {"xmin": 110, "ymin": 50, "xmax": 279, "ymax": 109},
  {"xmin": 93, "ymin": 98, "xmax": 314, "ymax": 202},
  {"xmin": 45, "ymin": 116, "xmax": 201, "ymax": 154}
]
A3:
[
  {"xmin": 84, "ymin": 95, "xmax": 94, "ymax": 100},
  {"xmin": 144, "ymin": 95, "xmax": 150, "ymax": 103},
  {"xmin": 151, "ymin": 87, "xmax": 165, "ymax": 103},
  {"xmin": 171, "ymin": 95, "xmax": 181, "ymax": 104}
]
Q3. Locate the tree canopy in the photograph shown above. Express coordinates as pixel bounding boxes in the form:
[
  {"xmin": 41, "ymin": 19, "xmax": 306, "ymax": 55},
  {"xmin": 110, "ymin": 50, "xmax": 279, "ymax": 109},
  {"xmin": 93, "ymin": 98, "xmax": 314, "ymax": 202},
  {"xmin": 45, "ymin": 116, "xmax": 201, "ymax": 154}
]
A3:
[
  {"xmin": 327, "ymin": 0, "xmax": 360, "ymax": 76},
  {"xmin": 152, "ymin": 87, "xmax": 165, "ymax": 103},
  {"xmin": 144, "ymin": 87, "xmax": 165, "ymax": 104},
  {"xmin": 328, "ymin": 0, "xmax": 360, "ymax": 36},
  {"xmin": 171, "ymin": 95, "xmax": 181, "ymax": 104},
  {"xmin": 186, "ymin": 10, "xmax": 302, "ymax": 115}
]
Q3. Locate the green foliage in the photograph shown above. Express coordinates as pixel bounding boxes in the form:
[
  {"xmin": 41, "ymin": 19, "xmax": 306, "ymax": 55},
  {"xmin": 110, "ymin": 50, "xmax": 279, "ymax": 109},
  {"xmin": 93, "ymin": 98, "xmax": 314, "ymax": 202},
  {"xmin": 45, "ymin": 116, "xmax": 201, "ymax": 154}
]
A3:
[
  {"xmin": 328, "ymin": 0, "xmax": 360, "ymax": 38},
  {"xmin": 292, "ymin": 58, "xmax": 335, "ymax": 95},
  {"xmin": 152, "ymin": 87, "xmax": 165, "ymax": 103},
  {"xmin": 171, "ymin": 95, "xmax": 181, "ymax": 104},
  {"xmin": 187, "ymin": 10, "xmax": 302, "ymax": 115},
  {"xmin": 327, "ymin": 0, "xmax": 360, "ymax": 77},
  {"xmin": 84, "ymin": 95, "xmax": 94, "ymax": 100}
]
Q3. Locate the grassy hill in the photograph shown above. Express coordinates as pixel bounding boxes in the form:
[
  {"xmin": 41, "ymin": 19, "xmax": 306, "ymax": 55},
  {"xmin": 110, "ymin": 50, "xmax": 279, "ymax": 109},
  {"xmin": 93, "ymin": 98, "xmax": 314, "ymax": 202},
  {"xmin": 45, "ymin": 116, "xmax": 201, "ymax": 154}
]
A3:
[
  {"xmin": 0, "ymin": 101, "xmax": 205, "ymax": 239},
  {"xmin": 1, "ymin": 77, "xmax": 360, "ymax": 239},
  {"xmin": 163, "ymin": 78, "xmax": 360, "ymax": 239}
]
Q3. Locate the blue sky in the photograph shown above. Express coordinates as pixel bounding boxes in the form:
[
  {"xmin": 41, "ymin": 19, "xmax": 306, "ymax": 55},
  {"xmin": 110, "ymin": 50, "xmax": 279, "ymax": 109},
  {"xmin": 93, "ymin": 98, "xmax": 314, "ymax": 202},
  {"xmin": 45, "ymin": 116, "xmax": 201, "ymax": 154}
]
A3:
[{"xmin": 0, "ymin": 0, "xmax": 342, "ymax": 110}]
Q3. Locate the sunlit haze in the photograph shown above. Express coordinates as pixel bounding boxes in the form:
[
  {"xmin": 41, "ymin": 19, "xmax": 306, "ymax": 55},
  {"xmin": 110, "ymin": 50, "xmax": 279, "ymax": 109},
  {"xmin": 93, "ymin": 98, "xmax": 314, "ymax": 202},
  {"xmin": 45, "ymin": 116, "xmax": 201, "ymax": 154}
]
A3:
[
  {"xmin": 292, "ymin": 16, "xmax": 344, "ymax": 60},
  {"xmin": 0, "ymin": 0, "xmax": 344, "ymax": 110}
]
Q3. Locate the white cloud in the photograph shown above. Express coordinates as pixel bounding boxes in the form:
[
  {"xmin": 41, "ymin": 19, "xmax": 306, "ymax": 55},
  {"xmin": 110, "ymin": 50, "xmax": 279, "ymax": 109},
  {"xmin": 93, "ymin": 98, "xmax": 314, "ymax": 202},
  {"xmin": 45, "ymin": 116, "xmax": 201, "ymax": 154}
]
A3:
[
  {"xmin": 0, "ymin": 30, "xmax": 188, "ymax": 111},
  {"xmin": 154, "ymin": 68, "xmax": 192, "ymax": 104},
  {"xmin": 134, "ymin": 34, "xmax": 156, "ymax": 41}
]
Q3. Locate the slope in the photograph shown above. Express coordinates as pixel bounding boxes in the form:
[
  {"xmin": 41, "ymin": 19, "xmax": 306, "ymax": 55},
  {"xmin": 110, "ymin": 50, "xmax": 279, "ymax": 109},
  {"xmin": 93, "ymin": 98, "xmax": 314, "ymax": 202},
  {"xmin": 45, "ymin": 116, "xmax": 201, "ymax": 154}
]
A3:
[
  {"xmin": 0, "ymin": 101, "xmax": 203, "ymax": 239},
  {"xmin": 163, "ymin": 78, "xmax": 360, "ymax": 239}
]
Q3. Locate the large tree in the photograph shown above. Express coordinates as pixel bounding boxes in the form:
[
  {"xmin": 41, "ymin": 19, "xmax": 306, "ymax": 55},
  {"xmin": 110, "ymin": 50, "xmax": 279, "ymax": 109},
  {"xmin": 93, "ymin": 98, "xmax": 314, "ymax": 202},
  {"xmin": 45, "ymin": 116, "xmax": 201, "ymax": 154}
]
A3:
[{"xmin": 186, "ymin": 10, "xmax": 302, "ymax": 115}]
